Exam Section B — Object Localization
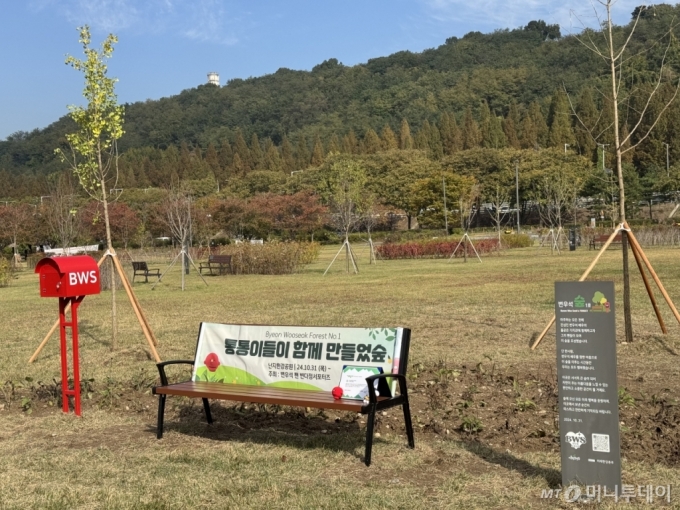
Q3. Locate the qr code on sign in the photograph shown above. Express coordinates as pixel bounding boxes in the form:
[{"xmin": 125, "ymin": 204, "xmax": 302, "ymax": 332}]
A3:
[{"xmin": 592, "ymin": 433, "xmax": 610, "ymax": 453}]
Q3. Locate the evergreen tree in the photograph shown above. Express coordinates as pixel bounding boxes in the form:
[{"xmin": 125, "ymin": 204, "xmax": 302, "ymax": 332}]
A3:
[
  {"xmin": 548, "ymin": 89, "xmax": 576, "ymax": 148},
  {"xmin": 462, "ymin": 107, "xmax": 481, "ymax": 150},
  {"xmin": 233, "ymin": 152, "xmax": 245, "ymax": 176},
  {"xmin": 281, "ymin": 135, "xmax": 295, "ymax": 173},
  {"xmin": 520, "ymin": 113, "xmax": 538, "ymax": 149},
  {"xmin": 218, "ymin": 139, "xmax": 233, "ymax": 169},
  {"xmin": 264, "ymin": 142, "xmax": 282, "ymax": 172},
  {"xmin": 311, "ymin": 133, "xmax": 325, "ymax": 165},
  {"xmin": 573, "ymin": 87, "xmax": 599, "ymax": 159},
  {"xmin": 343, "ymin": 130, "xmax": 358, "ymax": 154},
  {"xmin": 381, "ymin": 124, "xmax": 398, "ymax": 150},
  {"xmin": 528, "ymin": 101, "xmax": 549, "ymax": 148},
  {"xmin": 205, "ymin": 142, "xmax": 221, "ymax": 176},
  {"xmin": 296, "ymin": 134, "xmax": 310, "ymax": 168},
  {"xmin": 415, "ymin": 120, "xmax": 431, "ymax": 150},
  {"xmin": 488, "ymin": 115, "xmax": 507, "ymax": 149},
  {"xmin": 439, "ymin": 112, "xmax": 461, "ymax": 155},
  {"xmin": 399, "ymin": 119, "xmax": 413, "ymax": 150},
  {"xmin": 233, "ymin": 129, "xmax": 252, "ymax": 172},
  {"xmin": 179, "ymin": 141, "xmax": 192, "ymax": 179},
  {"xmin": 503, "ymin": 103, "xmax": 521, "ymax": 148},
  {"xmin": 363, "ymin": 128, "xmax": 382, "ymax": 154},
  {"xmin": 250, "ymin": 133, "xmax": 263, "ymax": 169},
  {"xmin": 429, "ymin": 124, "xmax": 444, "ymax": 159},
  {"xmin": 480, "ymin": 101, "xmax": 492, "ymax": 148},
  {"xmin": 327, "ymin": 134, "xmax": 341, "ymax": 155}
]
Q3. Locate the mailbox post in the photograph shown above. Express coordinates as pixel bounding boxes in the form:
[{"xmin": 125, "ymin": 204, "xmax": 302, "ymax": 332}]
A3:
[{"xmin": 35, "ymin": 256, "xmax": 100, "ymax": 416}]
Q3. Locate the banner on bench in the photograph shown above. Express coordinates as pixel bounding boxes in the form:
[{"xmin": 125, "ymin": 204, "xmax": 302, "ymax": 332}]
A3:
[{"xmin": 192, "ymin": 323, "xmax": 404, "ymax": 394}]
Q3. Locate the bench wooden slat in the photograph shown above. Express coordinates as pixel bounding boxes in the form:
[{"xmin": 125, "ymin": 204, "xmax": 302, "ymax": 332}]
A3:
[{"xmin": 155, "ymin": 381, "xmax": 370, "ymax": 412}]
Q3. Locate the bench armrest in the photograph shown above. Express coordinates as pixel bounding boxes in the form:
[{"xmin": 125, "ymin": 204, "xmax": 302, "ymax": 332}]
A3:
[
  {"xmin": 156, "ymin": 360, "xmax": 194, "ymax": 386},
  {"xmin": 365, "ymin": 373, "xmax": 408, "ymax": 404}
]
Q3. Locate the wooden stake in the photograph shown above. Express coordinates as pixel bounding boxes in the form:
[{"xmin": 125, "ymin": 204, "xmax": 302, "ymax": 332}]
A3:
[
  {"xmin": 111, "ymin": 254, "xmax": 161, "ymax": 362},
  {"xmin": 624, "ymin": 222, "xmax": 680, "ymax": 326},
  {"xmin": 629, "ymin": 238, "xmax": 667, "ymax": 334},
  {"xmin": 29, "ymin": 253, "xmax": 107, "ymax": 363},
  {"xmin": 530, "ymin": 227, "xmax": 623, "ymax": 350}
]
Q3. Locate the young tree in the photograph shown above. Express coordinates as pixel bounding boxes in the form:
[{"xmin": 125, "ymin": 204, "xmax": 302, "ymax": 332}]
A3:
[
  {"xmin": 573, "ymin": 2, "xmax": 680, "ymax": 342},
  {"xmin": 320, "ymin": 157, "xmax": 367, "ymax": 274},
  {"xmin": 55, "ymin": 26, "xmax": 124, "ymax": 348},
  {"xmin": 44, "ymin": 173, "xmax": 83, "ymax": 252}
]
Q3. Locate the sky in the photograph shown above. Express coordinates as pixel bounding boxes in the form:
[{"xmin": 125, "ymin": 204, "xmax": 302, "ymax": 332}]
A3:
[{"xmin": 0, "ymin": 0, "xmax": 643, "ymax": 141}]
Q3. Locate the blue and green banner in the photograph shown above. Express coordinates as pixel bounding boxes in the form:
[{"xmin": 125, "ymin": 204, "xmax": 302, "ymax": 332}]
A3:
[{"xmin": 192, "ymin": 323, "xmax": 403, "ymax": 393}]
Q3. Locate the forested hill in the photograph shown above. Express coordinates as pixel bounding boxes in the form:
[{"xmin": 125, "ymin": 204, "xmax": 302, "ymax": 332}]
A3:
[{"xmin": 2, "ymin": 4, "xmax": 680, "ymax": 193}]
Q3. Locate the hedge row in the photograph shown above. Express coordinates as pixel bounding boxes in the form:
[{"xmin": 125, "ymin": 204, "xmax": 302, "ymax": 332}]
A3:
[{"xmin": 221, "ymin": 242, "xmax": 320, "ymax": 275}]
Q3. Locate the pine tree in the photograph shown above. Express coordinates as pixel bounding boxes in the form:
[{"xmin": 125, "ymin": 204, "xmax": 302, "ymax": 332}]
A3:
[
  {"xmin": 232, "ymin": 152, "xmax": 245, "ymax": 176},
  {"xmin": 327, "ymin": 133, "xmax": 341, "ymax": 155},
  {"xmin": 399, "ymin": 119, "xmax": 413, "ymax": 150},
  {"xmin": 205, "ymin": 142, "xmax": 221, "ymax": 177},
  {"xmin": 520, "ymin": 114, "xmax": 538, "ymax": 150},
  {"xmin": 415, "ymin": 120, "xmax": 431, "ymax": 150},
  {"xmin": 363, "ymin": 128, "xmax": 382, "ymax": 154},
  {"xmin": 529, "ymin": 101, "xmax": 549, "ymax": 148},
  {"xmin": 488, "ymin": 115, "xmax": 507, "ymax": 149},
  {"xmin": 233, "ymin": 129, "xmax": 252, "ymax": 172},
  {"xmin": 503, "ymin": 103, "xmax": 521, "ymax": 148},
  {"xmin": 311, "ymin": 133, "xmax": 325, "ymax": 165},
  {"xmin": 218, "ymin": 139, "xmax": 233, "ymax": 170},
  {"xmin": 281, "ymin": 135, "xmax": 295, "ymax": 173},
  {"xmin": 548, "ymin": 89, "xmax": 576, "ymax": 149},
  {"xmin": 573, "ymin": 87, "xmax": 599, "ymax": 160},
  {"xmin": 462, "ymin": 107, "xmax": 481, "ymax": 150},
  {"xmin": 343, "ymin": 130, "xmax": 358, "ymax": 154},
  {"xmin": 381, "ymin": 124, "xmax": 398, "ymax": 150},
  {"xmin": 439, "ymin": 112, "xmax": 460, "ymax": 155},
  {"xmin": 480, "ymin": 101, "xmax": 493, "ymax": 148},
  {"xmin": 429, "ymin": 124, "xmax": 444, "ymax": 159},
  {"xmin": 179, "ymin": 141, "xmax": 192, "ymax": 179},
  {"xmin": 250, "ymin": 133, "xmax": 263, "ymax": 170},
  {"xmin": 296, "ymin": 134, "xmax": 310, "ymax": 168},
  {"xmin": 264, "ymin": 143, "xmax": 282, "ymax": 172}
]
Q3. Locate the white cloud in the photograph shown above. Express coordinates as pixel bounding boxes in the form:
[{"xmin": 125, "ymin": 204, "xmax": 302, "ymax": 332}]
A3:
[{"xmin": 32, "ymin": 0, "xmax": 243, "ymax": 45}]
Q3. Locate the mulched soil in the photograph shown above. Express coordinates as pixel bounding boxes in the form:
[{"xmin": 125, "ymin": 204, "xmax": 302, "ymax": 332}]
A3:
[{"xmin": 2, "ymin": 361, "xmax": 678, "ymax": 467}]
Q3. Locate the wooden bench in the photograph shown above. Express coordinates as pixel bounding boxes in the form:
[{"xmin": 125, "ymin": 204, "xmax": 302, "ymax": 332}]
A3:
[
  {"xmin": 199, "ymin": 254, "xmax": 232, "ymax": 275},
  {"xmin": 132, "ymin": 261, "xmax": 161, "ymax": 283},
  {"xmin": 589, "ymin": 233, "xmax": 623, "ymax": 250},
  {"xmin": 153, "ymin": 324, "xmax": 414, "ymax": 466}
]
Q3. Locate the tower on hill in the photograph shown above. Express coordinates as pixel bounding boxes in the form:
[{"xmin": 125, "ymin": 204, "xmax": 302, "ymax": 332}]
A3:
[{"xmin": 207, "ymin": 72, "xmax": 220, "ymax": 86}]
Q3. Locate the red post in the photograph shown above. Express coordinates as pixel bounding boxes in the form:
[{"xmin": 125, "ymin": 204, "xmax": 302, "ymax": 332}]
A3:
[{"xmin": 58, "ymin": 296, "xmax": 84, "ymax": 416}]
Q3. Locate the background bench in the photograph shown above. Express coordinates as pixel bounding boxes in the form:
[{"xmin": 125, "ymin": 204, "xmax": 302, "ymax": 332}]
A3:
[
  {"xmin": 153, "ymin": 324, "xmax": 413, "ymax": 466},
  {"xmin": 199, "ymin": 254, "xmax": 232, "ymax": 275},
  {"xmin": 132, "ymin": 261, "xmax": 161, "ymax": 283},
  {"xmin": 589, "ymin": 233, "xmax": 622, "ymax": 250}
]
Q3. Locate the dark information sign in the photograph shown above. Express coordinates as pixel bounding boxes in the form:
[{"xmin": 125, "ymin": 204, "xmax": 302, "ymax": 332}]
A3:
[{"xmin": 555, "ymin": 281, "xmax": 621, "ymax": 491}]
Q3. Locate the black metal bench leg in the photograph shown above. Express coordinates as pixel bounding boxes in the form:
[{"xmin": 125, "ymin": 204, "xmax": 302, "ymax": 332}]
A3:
[
  {"xmin": 156, "ymin": 395, "xmax": 166, "ymax": 439},
  {"xmin": 202, "ymin": 398, "xmax": 213, "ymax": 424},
  {"xmin": 402, "ymin": 400, "xmax": 415, "ymax": 449},
  {"xmin": 364, "ymin": 404, "xmax": 376, "ymax": 467}
]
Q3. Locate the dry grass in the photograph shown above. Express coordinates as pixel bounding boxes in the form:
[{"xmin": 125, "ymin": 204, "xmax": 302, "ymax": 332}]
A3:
[{"xmin": 0, "ymin": 243, "xmax": 679, "ymax": 509}]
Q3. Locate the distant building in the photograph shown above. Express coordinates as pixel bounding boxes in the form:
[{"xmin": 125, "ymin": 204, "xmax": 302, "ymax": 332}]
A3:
[{"xmin": 207, "ymin": 72, "xmax": 220, "ymax": 86}]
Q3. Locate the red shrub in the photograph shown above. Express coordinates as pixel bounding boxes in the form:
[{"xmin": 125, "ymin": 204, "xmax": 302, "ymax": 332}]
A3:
[{"xmin": 376, "ymin": 238, "xmax": 501, "ymax": 259}]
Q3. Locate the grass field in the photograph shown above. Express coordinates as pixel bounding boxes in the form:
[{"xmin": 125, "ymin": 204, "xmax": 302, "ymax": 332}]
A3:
[{"xmin": 0, "ymin": 244, "xmax": 679, "ymax": 509}]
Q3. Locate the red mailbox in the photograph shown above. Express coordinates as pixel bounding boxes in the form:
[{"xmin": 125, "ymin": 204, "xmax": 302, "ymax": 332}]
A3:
[
  {"xmin": 36, "ymin": 256, "xmax": 100, "ymax": 298},
  {"xmin": 35, "ymin": 255, "xmax": 101, "ymax": 416}
]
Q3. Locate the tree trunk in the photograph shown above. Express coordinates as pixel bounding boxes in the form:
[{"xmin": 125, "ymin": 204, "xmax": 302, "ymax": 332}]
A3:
[
  {"xmin": 100, "ymin": 174, "xmax": 117, "ymax": 351},
  {"xmin": 607, "ymin": 1, "xmax": 633, "ymax": 343}
]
